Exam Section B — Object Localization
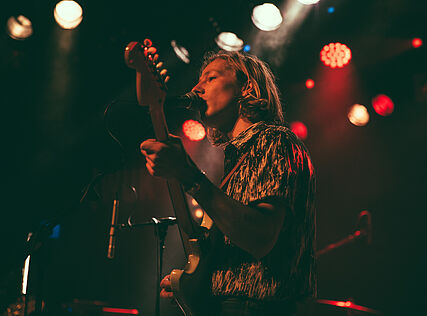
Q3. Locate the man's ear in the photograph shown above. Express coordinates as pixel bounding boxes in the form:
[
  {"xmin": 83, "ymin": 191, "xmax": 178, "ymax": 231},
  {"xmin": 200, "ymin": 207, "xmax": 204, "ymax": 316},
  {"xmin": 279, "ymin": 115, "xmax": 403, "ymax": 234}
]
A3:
[{"xmin": 241, "ymin": 80, "xmax": 254, "ymax": 97}]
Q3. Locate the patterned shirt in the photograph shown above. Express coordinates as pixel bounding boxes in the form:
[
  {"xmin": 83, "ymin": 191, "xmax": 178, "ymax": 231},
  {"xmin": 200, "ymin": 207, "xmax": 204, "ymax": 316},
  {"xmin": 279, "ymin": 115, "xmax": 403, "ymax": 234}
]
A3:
[{"xmin": 211, "ymin": 121, "xmax": 316, "ymax": 302}]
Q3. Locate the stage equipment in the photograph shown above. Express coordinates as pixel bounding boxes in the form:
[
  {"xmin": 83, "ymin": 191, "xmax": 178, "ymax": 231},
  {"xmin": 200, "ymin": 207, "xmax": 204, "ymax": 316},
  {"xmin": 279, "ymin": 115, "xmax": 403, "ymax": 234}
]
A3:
[
  {"xmin": 215, "ymin": 32, "xmax": 244, "ymax": 52},
  {"xmin": 348, "ymin": 104, "xmax": 370, "ymax": 127},
  {"xmin": 372, "ymin": 94, "xmax": 394, "ymax": 116},
  {"xmin": 251, "ymin": 3, "xmax": 283, "ymax": 31},
  {"xmin": 317, "ymin": 211, "xmax": 372, "ymax": 256},
  {"xmin": 182, "ymin": 120, "xmax": 206, "ymax": 141},
  {"xmin": 320, "ymin": 43, "xmax": 352, "ymax": 68},
  {"xmin": 171, "ymin": 40, "xmax": 190, "ymax": 64},
  {"xmin": 7, "ymin": 15, "xmax": 33, "ymax": 40},
  {"xmin": 54, "ymin": 0, "xmax": 83, "ymax": 29},
  {"xmin": 316, "ymin": 298, "xmax": 381, "ymax": 314}
]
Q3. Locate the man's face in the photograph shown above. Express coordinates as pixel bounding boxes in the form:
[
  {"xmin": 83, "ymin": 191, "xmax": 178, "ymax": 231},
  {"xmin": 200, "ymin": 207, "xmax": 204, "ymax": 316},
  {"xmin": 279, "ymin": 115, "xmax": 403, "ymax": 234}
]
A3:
[{"xmin": 192, "ymin": 58, "xmax": 242, "ymax": 128}]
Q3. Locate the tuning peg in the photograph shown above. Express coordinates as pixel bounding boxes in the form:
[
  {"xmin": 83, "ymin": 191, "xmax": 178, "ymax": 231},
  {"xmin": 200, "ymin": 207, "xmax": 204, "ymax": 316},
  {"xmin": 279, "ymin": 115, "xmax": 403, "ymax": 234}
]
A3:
[
  {"xmin": 160, "ymin": 69, "xmax": 168, "ymax": 76},
  {"xmin": 153, "ymin": 54, "xmax": 159, "ymax": 62},
  {"xmin": 156, "ymin": 62, "xmax": 164, "ymax": 69},
  {"xmin": 147, "ymin": 47, "xmax": 157, "ymax": 55},
  {"xmin": 164, "ymin": 76, "xmax": 170, "ymax": 83},
  {"xmin": 143, "ymin": 38, "xmax": 152, "ymax": 48}
]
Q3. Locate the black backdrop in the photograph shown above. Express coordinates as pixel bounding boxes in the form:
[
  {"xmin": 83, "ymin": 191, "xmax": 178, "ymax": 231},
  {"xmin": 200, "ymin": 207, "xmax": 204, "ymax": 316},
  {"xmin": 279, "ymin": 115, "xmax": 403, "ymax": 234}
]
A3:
[{"xmin": 1, "ymin": 1, "xmax": 426, "ymax": 315}]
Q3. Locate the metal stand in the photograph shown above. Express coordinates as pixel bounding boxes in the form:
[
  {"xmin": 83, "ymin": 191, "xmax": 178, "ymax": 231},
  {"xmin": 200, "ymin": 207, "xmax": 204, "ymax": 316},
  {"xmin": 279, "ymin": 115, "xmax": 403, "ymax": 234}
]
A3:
[{"xmin": 115, "ymin": 216, "xmax": 176, "ymax": 316}]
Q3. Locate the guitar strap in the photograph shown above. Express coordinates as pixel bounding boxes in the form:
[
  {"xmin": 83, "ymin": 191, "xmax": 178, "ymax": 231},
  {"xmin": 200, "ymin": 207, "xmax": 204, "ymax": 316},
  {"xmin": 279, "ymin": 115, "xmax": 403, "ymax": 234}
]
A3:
[
  {"xmin": 219, "ymin": 151, "xmax": 250, "ymax": 190},
  {"xmin": 201, "ymin": 151, "xmax": 249, "ymax": 229}
]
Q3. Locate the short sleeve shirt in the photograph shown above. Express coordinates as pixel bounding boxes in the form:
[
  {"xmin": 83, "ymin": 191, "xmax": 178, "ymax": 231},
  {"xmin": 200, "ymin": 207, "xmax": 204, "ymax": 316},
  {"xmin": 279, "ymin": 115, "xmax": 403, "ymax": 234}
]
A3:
[{"xmin": 211, "ymin": 121, "xmax": 316, "ymax": 302}]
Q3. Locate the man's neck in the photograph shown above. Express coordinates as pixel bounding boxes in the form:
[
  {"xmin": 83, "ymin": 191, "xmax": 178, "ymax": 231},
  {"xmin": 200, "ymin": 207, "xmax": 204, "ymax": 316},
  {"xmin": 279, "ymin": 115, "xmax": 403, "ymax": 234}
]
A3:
[{"xmin": 226, "ymin": 116, "xmax": 254, "ymax": 140}]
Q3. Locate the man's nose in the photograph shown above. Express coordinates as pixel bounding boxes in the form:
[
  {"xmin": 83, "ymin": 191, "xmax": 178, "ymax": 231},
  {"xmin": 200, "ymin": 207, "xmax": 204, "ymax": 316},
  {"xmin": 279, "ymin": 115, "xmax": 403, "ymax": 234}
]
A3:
[{"xmin": 191, "ymin": 82, "xmax": 204, "ymax": 95}]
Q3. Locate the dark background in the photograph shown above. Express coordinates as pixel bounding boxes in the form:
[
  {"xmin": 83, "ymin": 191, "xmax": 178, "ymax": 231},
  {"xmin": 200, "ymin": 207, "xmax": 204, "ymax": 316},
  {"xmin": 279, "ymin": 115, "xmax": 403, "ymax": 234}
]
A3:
[{"xmin": 1, "ymin": 0, "xmax": 426, "ymax": 315}]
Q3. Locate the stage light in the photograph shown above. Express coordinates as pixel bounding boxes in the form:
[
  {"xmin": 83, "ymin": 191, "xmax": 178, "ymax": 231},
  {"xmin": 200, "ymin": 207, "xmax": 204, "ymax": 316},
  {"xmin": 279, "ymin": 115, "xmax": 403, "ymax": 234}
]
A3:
[
  {"xmin": 243, "ymin": 44, "xmax": 251, "ymax": 52},
  {"xmin": 251, "ymin": 3, "xmax": 283, "ymax": 31},
  {"xmin": 412, "ymin": 38, "xmax": 423, "ymax": 48},
  {"xmin": 7, "ymin": 15, "xmax": 33, "ymax": 40},
  {"xmin": 297, "ymin": 0, "xmax": 320, "ymax": 5},
  {"xmin": 290, "ymin": 121, "xmax": 308, "ymax": 140},
  {"xmin": 372, "ymin": 94, "xmax": 394, "ymax": 116},
  {"xmin": 194, "ymin": 209, "xmax": 204, "ymax": 219},
  {"xmin": 320, "ymin": 42, "xmax": 352, "ymax": 68},
  {"xmin": 305, "ymin": 79, "xmax": 315, "ymax": 89},
  {"xmin": 215, "ymin": 32, "xmax": 244, "ymax": 51},
  {"xmin": 328, "ymin": 7, "xmax": 335, "ymax": 14},
  {"xmin": 171, "ymin": 40, "xmax": 190, "ymax": 64},
  {"xmin": 54, "ymin": 0, "xmax": 83, "ymax": 29},
  {"xmin": 182, "ymin": 120, "xmax": 206, "ymax": 141},
  {"xmin": 348, "ymin": 104, "xmax": 369, "ymax": 126}
]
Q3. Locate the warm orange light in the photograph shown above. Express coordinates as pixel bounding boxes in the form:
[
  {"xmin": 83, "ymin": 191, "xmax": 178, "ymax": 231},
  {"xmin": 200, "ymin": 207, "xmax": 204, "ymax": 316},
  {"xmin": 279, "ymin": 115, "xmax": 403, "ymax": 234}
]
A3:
[
  {"xmin": 182, "ymin": 120, "xmax": 206, "ymax": 141},
  {"xmin": 320, "ymin": 42, "xmax": 352, "ymax": 68},
  {"xmin": 194, "ymin": 209, "xmax": 204, "ymax": 218},
  {"xmin": 54, "ymin": 1, "xmax": 83, "ymax": 29},
  {"xmin": 7, "ymin": 15, "xmax": 33, "ymax": 40},
  {"xmin": 348, "ymin": 104, "xmax": 369, "ymax": 126},
  {"xmin": 305, "ymin": 79, "xmax": 315, "ymax": 89}
]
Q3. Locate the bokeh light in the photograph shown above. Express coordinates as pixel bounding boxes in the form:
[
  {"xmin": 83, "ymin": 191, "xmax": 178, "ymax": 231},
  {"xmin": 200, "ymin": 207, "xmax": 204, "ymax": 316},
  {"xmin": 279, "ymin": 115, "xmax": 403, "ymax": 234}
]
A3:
[
  {"xmin": 290, "ymin": 121, "xmax": 308, "ymax": 140},
  {"xmin": 297, "ymin": 0, "xmax": 320, "ymax": 5},
  {"xmin": 320, "ymin": 42, "xmax": 352, "ymax": 68},
  {"xmin": 7, "ymin": 15, "xmax": 33, "ymax": 40},
  {"xmin": 194, "ymin": 208, "xmax": 204, "ymax": 219},
  {"xmin": 348, "ymin": 104, "xmax": 370, "ymax": 126},
  {"xmin": 412, "ymin": 38, "xmax": 423, "ymax": 48},
  {"xmin": 251, "ymin": 3, "xmax": 283, "ymax": 31},
  {"xmin": 171, "ymin": 40, "xmax": 190, "ymax": 64},
  {"xmin": 372, "ymin": 94, "xmax": 394, "ymax": 116},
  {"xmin": 215, "ymin": 32, "xmax": 244, "ymax": 51},
  {"xmin": 305, "ymin": 79, "xmax": 315, "ymax": 89},
  {"xmin": 182, "ymin": 120, "xmax": 206, "ymax": 141},
  {"xmin": 54, "ymin": 0, "xmax": 83, "ymax": 29}
]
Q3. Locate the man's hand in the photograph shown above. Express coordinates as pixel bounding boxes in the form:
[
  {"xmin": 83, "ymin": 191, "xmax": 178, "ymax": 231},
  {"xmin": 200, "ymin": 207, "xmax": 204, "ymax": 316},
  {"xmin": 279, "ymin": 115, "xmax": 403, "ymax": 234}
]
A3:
[
  {"xmin": 160, "ymin": 274, "xmax": 174, "ymax": 299},
  {"xmin": 140, "ymin": 135, "xmax": 197, "ymax": 184}
]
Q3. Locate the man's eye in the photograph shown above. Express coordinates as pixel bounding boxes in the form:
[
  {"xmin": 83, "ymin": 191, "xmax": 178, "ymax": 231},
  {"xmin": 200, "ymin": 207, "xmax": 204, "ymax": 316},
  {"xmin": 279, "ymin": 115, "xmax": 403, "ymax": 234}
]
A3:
[{"xmin": 208, "ymin": 76, "xmax": 216, "ymax": 81}]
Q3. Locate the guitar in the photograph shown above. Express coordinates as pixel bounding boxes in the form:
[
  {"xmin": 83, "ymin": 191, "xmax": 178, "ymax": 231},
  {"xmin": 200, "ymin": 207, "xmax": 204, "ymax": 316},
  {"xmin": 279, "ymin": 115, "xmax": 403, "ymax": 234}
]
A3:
[{"xmin": 124, "ymin": 40, "xmax": 217, "ymax": 316}]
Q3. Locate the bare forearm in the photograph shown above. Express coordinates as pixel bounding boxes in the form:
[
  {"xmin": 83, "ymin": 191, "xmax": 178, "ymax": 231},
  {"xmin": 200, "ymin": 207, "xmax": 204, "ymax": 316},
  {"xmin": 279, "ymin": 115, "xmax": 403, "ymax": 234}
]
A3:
[{"xmin": 190, "ymin": 173, "xmax": 283, "ymax": 259}]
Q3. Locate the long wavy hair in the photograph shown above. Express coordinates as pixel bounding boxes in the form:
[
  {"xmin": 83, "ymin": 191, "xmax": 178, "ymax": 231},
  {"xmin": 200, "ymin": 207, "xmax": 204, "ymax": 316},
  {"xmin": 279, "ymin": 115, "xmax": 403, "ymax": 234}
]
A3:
[{"xmin": 200, "ymin": 51, "xmax": 284, "ymax": 144}]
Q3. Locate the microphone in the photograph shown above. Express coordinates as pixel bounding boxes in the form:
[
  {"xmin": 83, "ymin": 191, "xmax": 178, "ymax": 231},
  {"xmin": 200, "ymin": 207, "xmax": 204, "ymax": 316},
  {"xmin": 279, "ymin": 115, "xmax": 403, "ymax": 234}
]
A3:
[
  {"xmin": 356, "ymin": 210, "xmax": 372, "ymax": 245},
  {"xmin": 151, "ymin": 216, "xmax": 177, "ymax": 226},
  {"xmin": 107, "ymin": 197, "xmax": 120, "ymax": 259},
  {"xmin": 164, "ymin": 91, "xmax": 206, "ymax": 111}
]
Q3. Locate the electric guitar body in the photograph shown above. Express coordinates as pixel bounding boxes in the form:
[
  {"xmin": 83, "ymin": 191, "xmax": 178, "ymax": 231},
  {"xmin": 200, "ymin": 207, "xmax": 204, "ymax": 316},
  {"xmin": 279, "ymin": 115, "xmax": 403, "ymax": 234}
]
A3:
[{"xmin": 124, "ymin": 40, "xmax": 219, "ymax": 316}]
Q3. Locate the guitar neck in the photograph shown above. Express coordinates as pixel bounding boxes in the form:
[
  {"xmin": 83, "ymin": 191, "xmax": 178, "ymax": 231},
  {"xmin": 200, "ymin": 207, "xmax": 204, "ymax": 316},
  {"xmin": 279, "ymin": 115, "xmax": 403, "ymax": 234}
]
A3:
[{"xmin": 125, "ymin": 40, "xmax": 200, "ymax": 257}]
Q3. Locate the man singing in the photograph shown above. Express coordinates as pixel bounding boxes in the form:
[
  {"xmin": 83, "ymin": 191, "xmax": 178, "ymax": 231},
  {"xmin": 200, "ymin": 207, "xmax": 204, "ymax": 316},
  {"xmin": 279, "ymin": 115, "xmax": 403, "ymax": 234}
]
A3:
[{"xmin": 140, "ymin": 51, "xmax": 316, "ymax": 315}]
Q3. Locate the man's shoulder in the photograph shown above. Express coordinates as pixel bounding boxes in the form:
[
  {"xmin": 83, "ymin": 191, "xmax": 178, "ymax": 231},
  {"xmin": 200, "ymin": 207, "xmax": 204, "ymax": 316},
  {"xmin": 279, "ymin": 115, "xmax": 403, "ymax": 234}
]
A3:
[{"xmin": 254, "ymin": 123, "xmax": 301, "ymax": 149}]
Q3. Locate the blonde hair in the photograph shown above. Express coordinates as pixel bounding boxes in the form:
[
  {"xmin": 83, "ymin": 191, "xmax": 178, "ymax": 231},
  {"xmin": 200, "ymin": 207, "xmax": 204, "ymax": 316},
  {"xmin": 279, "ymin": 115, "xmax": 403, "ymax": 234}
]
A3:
[{"xmin": 201, "ymin": 51, "xmax": 284, "ymax": 144}]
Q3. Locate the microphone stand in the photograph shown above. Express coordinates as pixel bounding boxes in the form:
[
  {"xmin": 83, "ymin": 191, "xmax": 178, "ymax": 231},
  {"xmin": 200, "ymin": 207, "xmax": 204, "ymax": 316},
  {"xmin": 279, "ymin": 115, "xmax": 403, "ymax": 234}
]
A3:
[
  {"xmin": 115, "ymin": 217, "xmax": 176, "ymax": 316},
  {"xmin": 316, "ymin": 229, "xmax": 368, "ymax": 256},
  {"xmin": 316, "ymin": 211, "xmax": 372, "ymax": 257}
]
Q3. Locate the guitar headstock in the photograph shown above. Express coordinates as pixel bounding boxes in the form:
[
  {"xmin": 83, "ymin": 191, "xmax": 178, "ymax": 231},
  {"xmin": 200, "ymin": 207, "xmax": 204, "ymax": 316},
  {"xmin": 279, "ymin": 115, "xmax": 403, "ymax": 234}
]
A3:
[{"xmin": 124, "ymin": 39, "xmax": 169, "ymax": 107}]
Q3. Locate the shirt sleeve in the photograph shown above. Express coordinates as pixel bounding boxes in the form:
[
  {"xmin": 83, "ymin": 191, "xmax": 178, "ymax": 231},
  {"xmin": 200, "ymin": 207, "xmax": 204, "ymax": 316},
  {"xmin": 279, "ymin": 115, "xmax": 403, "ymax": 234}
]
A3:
[{"xmin": 225, "ymin": 128, "xmax": 302, "ymax": 206}]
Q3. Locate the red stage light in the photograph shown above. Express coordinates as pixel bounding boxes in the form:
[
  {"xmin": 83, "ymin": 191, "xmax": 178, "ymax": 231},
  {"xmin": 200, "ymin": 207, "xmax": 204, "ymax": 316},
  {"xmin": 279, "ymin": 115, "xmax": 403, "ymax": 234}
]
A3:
[
  {"xmin": 372, "ymin": 94, "xmax": 394, "ymax": 116},
  {"xmin": 290, "ymin": 121, "xmax": 308, "ymax": 140},
  {"xmin": 305, "ymin": 79, "xmax": 315, "ymax": 89},
  {"xmin": 412, "ymin": 38, "xmax": 423, "ymax": 48},
  {"xmin": 182, "ymin": 119, "xmax": 206, "ymax": 141},
  {"xmin": 320, "ymin": 42, "xmax": 352, "ymax": 68},
  {"xmin": 102, "ymin": 307, "xmax": 139, "ymax": 315}
]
